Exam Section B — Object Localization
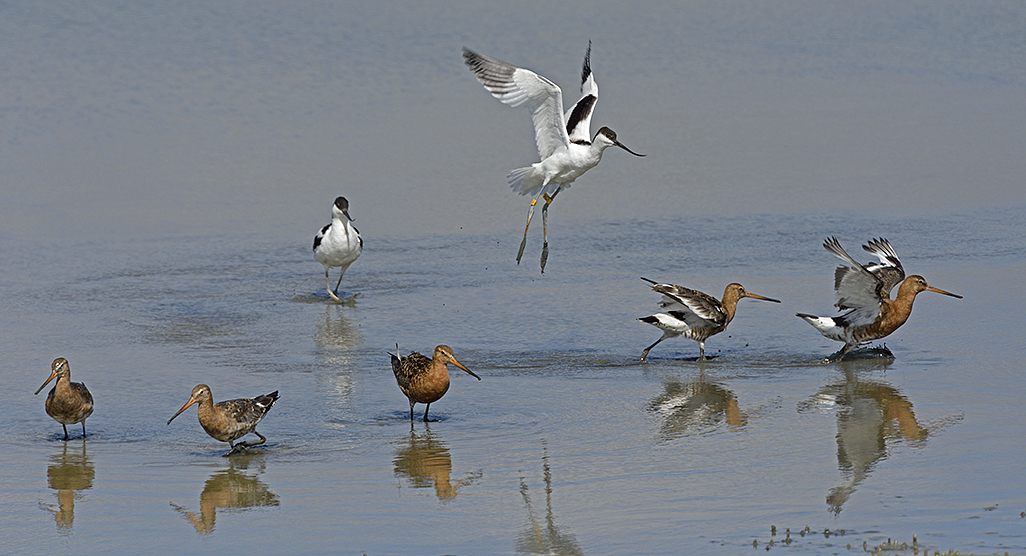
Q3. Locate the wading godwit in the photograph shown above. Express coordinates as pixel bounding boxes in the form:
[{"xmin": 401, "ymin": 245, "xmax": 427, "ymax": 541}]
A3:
[
  {"xmin": 639, "ymin": 278, "xmax": 780, "ymax": 361},
  {"xmin": 35, "ymin": 358, "xmax": 94, "ymax": 441},
  {"xmin": 167, "ymin": 385, "xmax": 278, "ymax": 456},
  {"xmin": 797, "ymin": 237, "xmax": 962, "ymax": 361},
  {"xmin": 390, "ymin": 345, "xmax": 480, "ymax": 422}
]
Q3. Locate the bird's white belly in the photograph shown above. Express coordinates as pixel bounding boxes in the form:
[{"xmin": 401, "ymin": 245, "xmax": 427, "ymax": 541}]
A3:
[
  {"xmin": 315, "ymin": 229, "xmax": 361, "ymax": 268},
  {"xmin": 539, "ymin": 149, "xmax": 600, "ymax": 185}
]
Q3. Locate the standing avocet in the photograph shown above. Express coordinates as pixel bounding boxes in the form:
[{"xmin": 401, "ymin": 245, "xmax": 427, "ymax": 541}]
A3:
[
  {"xmin": 796, "ymin": 237, "xmax": 962, "ymax": 361},
  {"xmin": 313, "ymin": 196, "xmax": 362, "ymax": 302},
  {"xmin": 463, "ymin": 42, "xmax": 644, "ymax": 273},
  {"xmin": 638, "ymin": 278, "xmax": 780, "ymax": 361}
]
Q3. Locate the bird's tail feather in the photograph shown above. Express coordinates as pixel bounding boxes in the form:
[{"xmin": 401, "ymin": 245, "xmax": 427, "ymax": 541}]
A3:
[{"xmin": 507, "ymin": 167, "xmax": 542, "ymax": 197}]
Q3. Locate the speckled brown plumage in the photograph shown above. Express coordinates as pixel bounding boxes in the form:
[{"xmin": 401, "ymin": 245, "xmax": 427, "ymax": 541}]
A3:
[
  {"xmin": 35, "ymin": 358, "xmax": 94, "ymax": 441},
  {"xmin": 390, "ymin": 345, "xmax": 480, "ymax": 422},
  {"xmin": 167, "ymin": 384, "xmax": 278, "ymax": 455}
]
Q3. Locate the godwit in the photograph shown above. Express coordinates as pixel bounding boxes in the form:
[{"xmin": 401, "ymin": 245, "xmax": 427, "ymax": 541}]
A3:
[
  {"xmin": 638, "ymin": 278, "xmax": 780, "ymax": 361},
  {"xmin": 35, "ymin": 358, "xmax": 94, "ymax": 440},
  {"xmin": 167, "ymin": 385, "xmax": 279, "ymax": 456},
  {"xmin": 313, "ymin": 196, "xmax": 362, "ymax": 302},
  {"xmin": 390, "ymin": 345, "xmax": 480, "ymax": 422},
  {"xmin": 797, "ymin": 237, "xmax": 962, "ymax": 360},
  {"xmin": 463, "ymin": 42, "xmax": 644, "ymax": 273}
]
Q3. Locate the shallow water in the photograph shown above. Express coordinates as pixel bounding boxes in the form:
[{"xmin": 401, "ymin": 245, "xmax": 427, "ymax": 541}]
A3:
[{"xmin": 3, "ymin": 2, "xmax": 1026, "ymax": 555}]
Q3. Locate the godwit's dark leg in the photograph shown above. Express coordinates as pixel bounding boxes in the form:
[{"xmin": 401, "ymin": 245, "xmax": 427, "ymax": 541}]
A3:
[
  {"xmin": 641, "ymin": 331, "xmax": 676, "ymax": 361},
  {"xmin": 640, "ymin": 336, "xmax": 667, "ymax": 361},
  {"xmin": 698, "ymin": 341, "xmax": 706, "ymax": 361},
  {"xmin": 62, "ymin": 424, "xmax": 69, "ymax": 441},
  {"xmin": 423, "ymin": 403, "xmax": 431, "ymax": 423},
  {"xmin": 408, "ymin": 400, "xmax": 415, "ymax": 422},
  {"xmin": 240, "ymin": 430, "xmax": 267, "ymax": 448},
  {"xmin": 81, "ymin": 421, "xmax": 87, "ymax": 439},
  {"xmin": 825, "ymin": 343, "xmax": 854, "ymax": 362}
]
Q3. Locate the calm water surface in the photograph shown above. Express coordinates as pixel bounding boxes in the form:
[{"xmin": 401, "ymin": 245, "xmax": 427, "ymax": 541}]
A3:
[{"xmin": 2, "ymin": 2, "xmax": 1025, "ymax": 555}]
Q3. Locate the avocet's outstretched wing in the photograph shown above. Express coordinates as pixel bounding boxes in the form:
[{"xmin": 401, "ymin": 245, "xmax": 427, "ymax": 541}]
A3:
[
  {"xmin": 565, "ymin": 41, "xmax": 598, "ymax": 144},
  {"xmin": 463, "ymin": 47, "xmax": 569, "ymax": 161}
]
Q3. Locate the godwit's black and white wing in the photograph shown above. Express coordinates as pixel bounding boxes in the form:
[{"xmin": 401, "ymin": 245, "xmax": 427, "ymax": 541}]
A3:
[
  {"xmin": 862, "ymin": 237, "xmax": 905, "ymax": 296},
  {"xmin": 642, "ymin": 278, "xmax": 728, "ymax": 328},
  {"xmin": 823, "ymin": 237, "xmax": 884, "ymax": 327},
  {"xmin": 463, "ymin": 47, "xmax": 570, "ymax": 161}
]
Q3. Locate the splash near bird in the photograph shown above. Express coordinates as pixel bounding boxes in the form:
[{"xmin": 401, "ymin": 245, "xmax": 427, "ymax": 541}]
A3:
[
  {"xmin": 167, "ymin": 384, "xmax": 278, "ymax": 456},
  {"xmin": 796, "ymin": 237, "xmax": 962, "ymax": 361},
  {"xmin": 35, "ymin": 358, "xmax": 94, "ymax": 440},
  {"xmin": 390, "ymin": 344, "xmax": 480, "ymax": 422},
  {"xmin": 463, "ymin": 42, "xmax": 644, "ymax": 273},
  {"xmin": 313, "ymin": 196, "xmax": 362, "ymax": 302},
  {"xmin": 638, "ymin": 278, "xmax": 780, "ymax": 361}
]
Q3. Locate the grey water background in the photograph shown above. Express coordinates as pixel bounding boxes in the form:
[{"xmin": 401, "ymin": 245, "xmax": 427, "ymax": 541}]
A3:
[{"xmin": 2, "ymin": 1, "xmax": 1025, "ymax": 554}]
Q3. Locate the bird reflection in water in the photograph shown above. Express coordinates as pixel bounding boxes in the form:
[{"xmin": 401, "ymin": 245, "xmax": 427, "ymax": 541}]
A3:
[
  {"xmin": 314, "ymin": 304, "xmax": 364, "ymax": 357},
  {"xmin": 40, "ymin": 443, "xmax": 94, "ymax": 532},
  {"xmin": 170, "ymin": 460, "xmax": 280, "ymax": 534},
  {"xmin": 649, "ymin": 367, "xmax": 772, "ymax": 443},
  {"xmin": 516, "ymin": 443, "xmax": 585, "ymax": 556},
  {"xmin": 314, "ymin": 305, "xmax": 363, "ymax": 412},
  {"xmin": 393, "ymin": 425, "xmax": 480, "ymax": 500},
  {"xmin": 798, "ymin": 365, "xmax": 959, "ymax": 515}
]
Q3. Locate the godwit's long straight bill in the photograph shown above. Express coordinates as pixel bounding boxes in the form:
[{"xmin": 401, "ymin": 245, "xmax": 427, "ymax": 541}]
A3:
[{"xmin": 463, "ymin": 42, "xmax": 644, "ymax": 273}]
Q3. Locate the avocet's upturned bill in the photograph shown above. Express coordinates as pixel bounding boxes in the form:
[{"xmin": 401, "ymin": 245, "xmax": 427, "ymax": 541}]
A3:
[{"xmin": 463, "ymin": 42, "xmax": 644, "ymax": 273}]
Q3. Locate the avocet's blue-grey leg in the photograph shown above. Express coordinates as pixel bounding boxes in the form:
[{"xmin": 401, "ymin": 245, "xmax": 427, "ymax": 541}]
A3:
[
  {"xmin": 516, "ymin": 194, "xmax": 543, "ymax": 265},
  {"xmin": 325, "ymin": 270, "xmax": 342, "ymax": 302},
  {"xmin": 539, "ymin": 186, "xmax": 564, "ymax": 273}
]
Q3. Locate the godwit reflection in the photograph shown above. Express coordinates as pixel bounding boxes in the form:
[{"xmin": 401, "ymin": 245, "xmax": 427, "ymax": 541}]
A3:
[
  {"xmin": 517, "ymin": 443, "xmax": 585, "ymax": 556},
  {"xmin": 393, "ymin": 425, "xmax": 480, "ymax": 500},
  {"xmin": 649, "ymin": 369, "xmax": 750, "ymax": 442},
  {"xmin": 171, "ymin": 460, "xmax": 280, "ymax": 534},
  {"xmin": 798, "ymin": 365, "xmax": 955, "ymax": 515},
  {"xmin": 42, "ymin": 442, "xmax": 94, "ymax": 531}
]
